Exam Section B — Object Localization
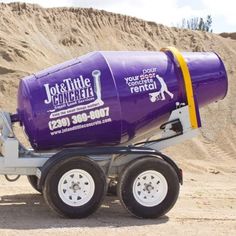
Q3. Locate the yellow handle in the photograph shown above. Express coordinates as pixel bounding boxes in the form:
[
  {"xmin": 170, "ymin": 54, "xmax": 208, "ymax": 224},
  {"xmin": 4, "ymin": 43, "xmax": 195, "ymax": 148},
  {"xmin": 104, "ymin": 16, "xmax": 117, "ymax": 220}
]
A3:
[{"xmin": 161, "ymin": 47, "xmax": 198, "ymax": 129}]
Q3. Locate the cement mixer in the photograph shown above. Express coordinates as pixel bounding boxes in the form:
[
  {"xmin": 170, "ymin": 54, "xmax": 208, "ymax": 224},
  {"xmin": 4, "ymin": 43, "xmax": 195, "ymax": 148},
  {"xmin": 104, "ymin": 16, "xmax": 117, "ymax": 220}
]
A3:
[{"xmin": 0, "ymin": 47, "xmax": 228, "ymax": 219}]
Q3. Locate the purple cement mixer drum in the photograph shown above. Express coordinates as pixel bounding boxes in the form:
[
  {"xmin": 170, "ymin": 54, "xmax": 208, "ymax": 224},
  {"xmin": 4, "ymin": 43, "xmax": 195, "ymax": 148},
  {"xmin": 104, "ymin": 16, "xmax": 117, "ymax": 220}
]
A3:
[{"xmin": 17, "ymin": 51, "xmax": 228, "ymax": 150}]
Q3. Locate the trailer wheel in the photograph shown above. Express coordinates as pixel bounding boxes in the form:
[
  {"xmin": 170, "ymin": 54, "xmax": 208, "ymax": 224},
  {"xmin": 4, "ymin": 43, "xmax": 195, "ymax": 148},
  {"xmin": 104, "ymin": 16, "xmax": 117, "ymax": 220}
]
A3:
[
  {"xmin": 43, "ymin": 156, "xmax": 107, "ymax": 218},
  {"xmin": 27, "ymin": 175, "xmax": 42, "ymax": 193},
  {"xmin": 118, "ymin": 157, "xmax": 180, "ymax": 218}
]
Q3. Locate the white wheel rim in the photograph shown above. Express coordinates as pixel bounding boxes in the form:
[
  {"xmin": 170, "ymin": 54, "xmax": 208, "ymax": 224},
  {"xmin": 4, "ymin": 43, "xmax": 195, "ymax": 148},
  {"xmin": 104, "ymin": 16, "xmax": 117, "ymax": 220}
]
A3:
[
  {"xmin": 132, "ymin": 170, "xmax": 168, "ymax": 207},
  {"xmin": 58, "ymin": 169, "xmax": 95, "ymax": 207}
]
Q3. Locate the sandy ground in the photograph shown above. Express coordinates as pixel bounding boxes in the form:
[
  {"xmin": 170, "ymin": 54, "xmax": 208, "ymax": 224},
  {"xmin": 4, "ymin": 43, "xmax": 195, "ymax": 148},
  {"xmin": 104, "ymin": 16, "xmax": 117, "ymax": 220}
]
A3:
[
  {"xmin": 0, "ymin": 3, "xmax": 236, "ymax": 236},
  {"xmin": 0, "ymin": 171, "xmax": 235, "ymax": 236}
]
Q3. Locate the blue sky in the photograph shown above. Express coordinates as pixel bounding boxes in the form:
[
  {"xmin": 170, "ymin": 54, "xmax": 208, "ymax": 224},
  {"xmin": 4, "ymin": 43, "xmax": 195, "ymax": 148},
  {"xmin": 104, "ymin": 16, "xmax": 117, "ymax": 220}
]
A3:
[{"xmin": 1, "ymin": 0, "xmax": 235, "ymax": 33}]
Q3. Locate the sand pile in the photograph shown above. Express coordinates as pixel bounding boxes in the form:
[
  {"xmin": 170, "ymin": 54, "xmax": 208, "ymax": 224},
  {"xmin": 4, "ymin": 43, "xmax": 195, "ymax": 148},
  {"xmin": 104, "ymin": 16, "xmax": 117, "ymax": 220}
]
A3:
[{"xmin": 0, "ymin": 2, "xmax": 235, "ymax": 174}]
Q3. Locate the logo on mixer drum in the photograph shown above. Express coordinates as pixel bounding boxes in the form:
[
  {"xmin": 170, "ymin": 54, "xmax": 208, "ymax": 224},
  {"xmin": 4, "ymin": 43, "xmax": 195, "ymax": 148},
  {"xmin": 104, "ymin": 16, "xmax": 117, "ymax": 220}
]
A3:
[
  {"xmin": 43, "ymin": 70, "xmax": 104, "ymax": 119},
  {"xmin": 124, "ymin": 68, "xmax": 174, "ymax": 103},
  {"xmin": 149, "ymin": 75, "xmax": 174, "ymax": 102}
]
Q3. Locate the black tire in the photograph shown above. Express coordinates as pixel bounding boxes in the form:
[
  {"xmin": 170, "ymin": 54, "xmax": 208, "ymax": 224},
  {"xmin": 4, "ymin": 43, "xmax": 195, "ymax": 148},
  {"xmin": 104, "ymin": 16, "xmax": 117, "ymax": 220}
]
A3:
[
  {"xmin": 43, "ymin": 156, "xmax": 107, "ymax": 218},
  {"xmin": 118, "ymin": 157, "xmax": 180, "ymax": 218},
  {"xmin": 27, "ymin": 175, "xmax": 42, "ymax": 193}
]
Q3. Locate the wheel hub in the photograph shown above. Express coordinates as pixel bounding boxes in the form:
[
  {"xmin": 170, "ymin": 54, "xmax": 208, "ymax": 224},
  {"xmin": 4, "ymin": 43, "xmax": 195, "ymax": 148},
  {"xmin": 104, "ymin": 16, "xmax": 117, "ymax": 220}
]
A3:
[
  {"xmin": 58, "ymin": 169, "xmax": 95, "ymax": 207},
  {"xmin": 71, "ymin": 182, "xmax": 80, "ymax": 191},
  {"xmin": 133, "ymin": 170, "xmax": 168, "ymax": 207},
  {"xmin": 144, "ymin": 183, "xmax": 154, "ymax": 193}
]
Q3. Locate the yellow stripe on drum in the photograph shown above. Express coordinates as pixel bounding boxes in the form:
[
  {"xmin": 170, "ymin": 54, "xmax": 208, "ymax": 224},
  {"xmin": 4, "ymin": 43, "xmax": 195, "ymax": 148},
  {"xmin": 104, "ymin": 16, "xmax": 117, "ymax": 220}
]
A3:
[{"xmin": 161, "ymin": 47, "xmax": 198, "ymax": 129}]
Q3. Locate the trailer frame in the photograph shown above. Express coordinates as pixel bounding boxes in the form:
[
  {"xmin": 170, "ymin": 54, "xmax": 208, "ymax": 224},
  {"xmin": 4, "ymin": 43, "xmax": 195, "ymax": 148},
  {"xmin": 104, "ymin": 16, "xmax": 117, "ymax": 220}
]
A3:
[{"xmin": 0, "ymin": 104, "xmax": 197, "ymax": 178}]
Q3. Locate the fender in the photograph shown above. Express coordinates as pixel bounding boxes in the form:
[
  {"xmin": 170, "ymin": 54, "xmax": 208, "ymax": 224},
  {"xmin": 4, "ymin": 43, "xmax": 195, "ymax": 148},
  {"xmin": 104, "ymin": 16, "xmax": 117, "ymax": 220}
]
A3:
[{"xmin": 38, "ymin": 146, "xmax": 183, "ymax": 189}]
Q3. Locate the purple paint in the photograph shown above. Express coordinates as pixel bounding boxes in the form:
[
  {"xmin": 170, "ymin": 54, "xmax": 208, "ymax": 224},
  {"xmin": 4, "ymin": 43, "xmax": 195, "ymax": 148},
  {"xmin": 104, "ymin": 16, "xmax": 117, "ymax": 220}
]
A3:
[{"xmin": 17, "ymin": 51, "xmax": 228, "ymax": 150}]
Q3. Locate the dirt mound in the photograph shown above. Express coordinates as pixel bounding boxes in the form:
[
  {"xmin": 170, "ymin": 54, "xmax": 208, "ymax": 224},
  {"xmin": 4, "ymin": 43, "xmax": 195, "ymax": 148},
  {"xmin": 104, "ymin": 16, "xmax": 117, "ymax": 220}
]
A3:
[{"xmin": 0, "ymin": 2, "xmax": 235, "ymax": 173}]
